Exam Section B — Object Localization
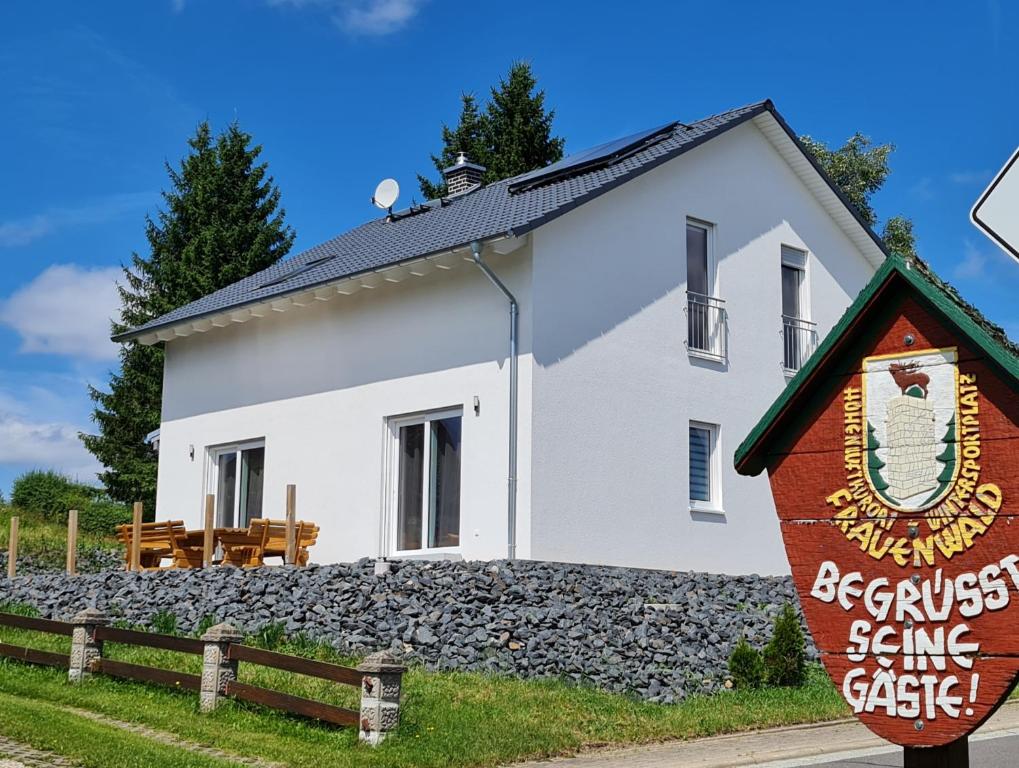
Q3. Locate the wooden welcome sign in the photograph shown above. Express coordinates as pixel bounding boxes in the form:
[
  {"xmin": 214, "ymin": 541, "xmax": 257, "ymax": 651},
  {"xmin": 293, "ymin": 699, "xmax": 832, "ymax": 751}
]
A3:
[{"xmin": 735, "ymin": 256, "xmax": 1019, "ymax": 755}]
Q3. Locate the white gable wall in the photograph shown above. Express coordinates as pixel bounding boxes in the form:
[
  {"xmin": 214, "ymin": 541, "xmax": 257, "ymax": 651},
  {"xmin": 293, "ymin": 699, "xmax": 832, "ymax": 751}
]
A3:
[
  {"xmin": 156, "ymin": 246, "xmax": 534, "ymax": 564},
  {"xmin": 528, "ymin": 121, "xmax": 876, "ymax": 574}
]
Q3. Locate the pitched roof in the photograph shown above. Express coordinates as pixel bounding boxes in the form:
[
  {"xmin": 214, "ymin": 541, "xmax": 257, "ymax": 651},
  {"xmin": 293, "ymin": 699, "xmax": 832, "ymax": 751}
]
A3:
[
  {"xmin": 116, "ymin": 99, "xmax": 887, "ymax": 342},
  {"xmin": 734, "ymin": 253, "xmax": 1019, "ymax": 477}
]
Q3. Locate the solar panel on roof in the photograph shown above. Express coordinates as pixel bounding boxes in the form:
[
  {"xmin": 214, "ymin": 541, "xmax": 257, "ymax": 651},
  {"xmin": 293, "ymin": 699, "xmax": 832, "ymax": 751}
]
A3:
[{"xmin": 507, "ymin": 121, "xmax": 678, "ymax": 193}]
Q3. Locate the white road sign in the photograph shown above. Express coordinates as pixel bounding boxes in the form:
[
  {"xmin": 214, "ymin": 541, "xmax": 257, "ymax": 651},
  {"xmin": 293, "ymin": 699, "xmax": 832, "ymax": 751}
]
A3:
[{"xmin": 972, "ymin": 147, "xmax": 1019, "ymax": 263}]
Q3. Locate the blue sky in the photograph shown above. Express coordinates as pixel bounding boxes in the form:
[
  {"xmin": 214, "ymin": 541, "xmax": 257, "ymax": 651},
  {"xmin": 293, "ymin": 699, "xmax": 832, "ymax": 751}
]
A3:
[{"xmin": 0, "ymin": 0, "xmax": 1016, "ymax": 495}]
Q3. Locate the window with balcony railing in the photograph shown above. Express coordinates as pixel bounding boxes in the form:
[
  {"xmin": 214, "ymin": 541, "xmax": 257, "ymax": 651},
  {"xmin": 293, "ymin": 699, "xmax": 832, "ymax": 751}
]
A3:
[
  {"xmin": 780, "ymin": 247, "xmax": 815, "ymax": 373},
  {"xmin": 782, "ymin": 315, "xmax": 817, "ymax": 373},
  {"xmin": 685, "ymin": 219, "xmax": 726, "ymax": 362},
  {"xmin": 686, "ymin": 292, "xmax": 727, "ymax": 360}
]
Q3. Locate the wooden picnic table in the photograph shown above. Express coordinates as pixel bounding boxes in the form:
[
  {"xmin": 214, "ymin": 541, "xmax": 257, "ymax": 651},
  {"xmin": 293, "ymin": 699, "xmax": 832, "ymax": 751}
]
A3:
[{"xmin": 119, "ymin": 520, "xmax": 318, "ymax": 570}]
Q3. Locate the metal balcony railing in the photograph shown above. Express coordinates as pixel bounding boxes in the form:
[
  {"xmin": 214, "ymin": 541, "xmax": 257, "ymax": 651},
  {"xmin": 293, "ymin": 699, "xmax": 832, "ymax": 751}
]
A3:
[
  {"xmin": 782, "ymin": 315, "xmax": 818, "ymax": 373},
  {"xmin": 686, "ymin": 292, "xmax": 727, "ymax": 361}
]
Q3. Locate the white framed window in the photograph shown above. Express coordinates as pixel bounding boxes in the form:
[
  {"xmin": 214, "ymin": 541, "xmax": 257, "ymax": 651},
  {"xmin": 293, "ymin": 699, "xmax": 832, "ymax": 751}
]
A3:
[
  {"xmin": 686, "ymin": 219, "xmax": 715, "ymax": 297},
  {"xmin": 386, "ymin": 408, "xmax": 463, "ymax": 555},
  {"xmin": 689, "ymin": 421, "xmax": 722, "ymax": 513},
  {"xmin": 206, "ymin": 440, "xmax": 265, "ymax": 528},
  {"xmin": 780, "ymin": 245, "xmax": 817, "ymax": 373},
  {"xmin": 686, "ymin": 218, "xmax": 726, "ymax": 360}
]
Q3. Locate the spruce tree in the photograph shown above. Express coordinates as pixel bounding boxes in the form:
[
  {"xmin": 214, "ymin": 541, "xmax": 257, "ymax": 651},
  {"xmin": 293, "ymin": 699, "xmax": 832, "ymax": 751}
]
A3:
[
  {"xmin": 935, "ymin": 415, "xmax": 957, "ymax": 484},
  {"xmin": 867, "ymin": 422, "xmax": 889, "ymax": 491},
  {"xmin": 418, "ymin": 94, "xmax": 489, "ymax": 200},
  {"xmin": 81, "ymin": 123, "xmax": 295, "ymax": 511},
  {"xmin": 418, "ymin": 62, "xmax": 564, "ymax": 198}
]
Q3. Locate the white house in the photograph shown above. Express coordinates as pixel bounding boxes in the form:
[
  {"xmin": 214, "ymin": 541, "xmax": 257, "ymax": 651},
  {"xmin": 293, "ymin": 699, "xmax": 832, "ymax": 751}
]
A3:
[{"xmin": 119, "ymin": 100, "xmax": 885, "ymax": 575}]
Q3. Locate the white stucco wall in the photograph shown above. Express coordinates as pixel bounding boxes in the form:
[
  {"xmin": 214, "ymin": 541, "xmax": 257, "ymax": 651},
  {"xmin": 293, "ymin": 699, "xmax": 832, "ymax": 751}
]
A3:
[
  {"xmin": 527, "ymin": 121, "xmax": 877, "ymax": 575},
  {"xmin": 156, "ymin": 246, "xmax": 533, "ymax": 565}
]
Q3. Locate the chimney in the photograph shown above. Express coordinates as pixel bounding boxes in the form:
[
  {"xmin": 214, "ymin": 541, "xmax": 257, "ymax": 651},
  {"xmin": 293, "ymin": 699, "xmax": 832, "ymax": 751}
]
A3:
[{"xmin": 442, "ymin": 152, "xmax": 486, "ymax": 195}]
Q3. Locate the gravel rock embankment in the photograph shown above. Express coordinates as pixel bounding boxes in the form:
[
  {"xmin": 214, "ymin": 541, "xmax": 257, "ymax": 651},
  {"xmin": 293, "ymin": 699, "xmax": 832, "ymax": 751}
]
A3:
[{"xmin": 0, "ymin": 558, "xmax": 814, "ymax": 702}]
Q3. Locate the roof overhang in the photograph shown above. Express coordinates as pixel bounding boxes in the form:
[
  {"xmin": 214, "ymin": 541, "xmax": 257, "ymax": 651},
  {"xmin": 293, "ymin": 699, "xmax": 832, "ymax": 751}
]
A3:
[
  {"xmin": 751, "ymin": 110, "xmax": 887, "ymax": 270},
  {"xmin": 119, "ymin": 234, "xmax": 528, "ymax": 346}
]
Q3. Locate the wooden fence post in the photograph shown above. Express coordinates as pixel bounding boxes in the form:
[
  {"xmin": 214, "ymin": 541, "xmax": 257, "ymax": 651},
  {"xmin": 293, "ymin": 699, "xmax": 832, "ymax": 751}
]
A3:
[
  {"xmin": 203, "ymin": 495, "xmax": 215, "ymax": 568},
  {"xmin": 130, "ymin": 502, "xmax": 143, "ymax": 572},
  {"xmin": 6, "ymin": 516, "xmax": 18, "ymax": 579},
  {"xmin": 285, "ymin": 484, "xmax": 297, "ymax": 566},
  {"xmin": 66, "ymin": 509, "xmax": 78, "ymax": 576}
]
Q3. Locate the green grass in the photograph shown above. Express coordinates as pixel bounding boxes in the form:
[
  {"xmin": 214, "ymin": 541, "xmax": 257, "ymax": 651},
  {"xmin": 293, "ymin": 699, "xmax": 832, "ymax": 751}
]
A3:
[
  {"xmin": 0, "ymin": 622, "xmax": 850, "ymax": 768},
  {"xmin": 0, "ymin": 690, "xmax": 236, "ymax": 767}
]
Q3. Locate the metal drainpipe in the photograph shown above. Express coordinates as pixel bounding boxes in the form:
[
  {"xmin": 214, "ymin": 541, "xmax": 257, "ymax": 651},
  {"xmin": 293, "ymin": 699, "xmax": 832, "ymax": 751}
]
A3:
[{"xmin": 471, "ymin": 240, "xmax": 518, "ymax": 560}]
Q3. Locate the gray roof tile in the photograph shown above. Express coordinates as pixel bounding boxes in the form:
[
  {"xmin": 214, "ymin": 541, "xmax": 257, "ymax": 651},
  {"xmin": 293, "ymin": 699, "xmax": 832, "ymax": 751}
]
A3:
[{"xmin": 118, "ymin": 100, "xmax": 883, "ymax": 341}]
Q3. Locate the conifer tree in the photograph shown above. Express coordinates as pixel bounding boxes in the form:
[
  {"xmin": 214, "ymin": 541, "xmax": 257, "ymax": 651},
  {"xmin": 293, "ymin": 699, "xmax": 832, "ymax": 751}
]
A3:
[
  {"xmin": 419, "ymin": 62, "xmax": 564, "ymax": 198},
  {"xmin": 935, "ymin": 415, "xmax": 957, "ymax": 484},
  {"xmin": 867, "ymin": 422, "xmax": 889, "ymax": 491},
  {"xmin": 81, "ymin": 123, "xmax": 295, "ymax": 511}
]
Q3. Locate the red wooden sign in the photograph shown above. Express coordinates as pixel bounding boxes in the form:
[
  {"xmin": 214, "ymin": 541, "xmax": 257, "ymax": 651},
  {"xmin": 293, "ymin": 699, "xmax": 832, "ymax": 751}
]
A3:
[{"xmin": 736, "ymin": 258, "xmax": 1019, "ymax": 748}]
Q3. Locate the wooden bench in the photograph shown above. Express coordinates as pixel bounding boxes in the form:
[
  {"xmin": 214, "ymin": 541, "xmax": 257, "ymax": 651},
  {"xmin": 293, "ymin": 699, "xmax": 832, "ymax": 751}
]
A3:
[
  {"xmin": 219, "ymin": 519, "xmax": 319, "ymax": 567},
  {"xmin": 115, "ymin": 520, "xmax": 203, "ymax": 570}
]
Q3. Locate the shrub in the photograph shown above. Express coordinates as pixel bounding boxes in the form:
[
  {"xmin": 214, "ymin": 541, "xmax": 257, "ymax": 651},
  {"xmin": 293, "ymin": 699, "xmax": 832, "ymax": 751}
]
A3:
[
  {"xmin": 728, "ymin": 637, "xmax": 765, "ymax": 690},
  {"xmin": 149, "ymin": 610, "xmax": 179, "ymax": 636},
  {"xmin": 763, "ymin": 603, "xmax": 807, "ymax": 687},
  {"xmin": 194, "ymin": 615, "xmax": 217, "ymax": 638},
  {"xmin": 78, "ymin": 499, "xmax": 132, "ymax": 536},
  {"xmin": 10, "ymin": 470, "xmax": 100, "ymax": 522},
  {"xmin": 253, "ymin": 622, "xmax": 286, "ymax": 650}
]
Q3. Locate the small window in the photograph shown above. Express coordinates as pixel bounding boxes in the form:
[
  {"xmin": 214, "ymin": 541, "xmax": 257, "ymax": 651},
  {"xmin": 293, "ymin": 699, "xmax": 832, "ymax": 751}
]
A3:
[
  {"xmin": 208, "ymin": 440, "xmax": 265, "ymax": 528},
  {"xmin": 689, "ymin": 421, "xmax": 722, "ymax": 512},
  {"xmin": 391, "ymin": 409, "xmax": 462, "ymax": 553}
]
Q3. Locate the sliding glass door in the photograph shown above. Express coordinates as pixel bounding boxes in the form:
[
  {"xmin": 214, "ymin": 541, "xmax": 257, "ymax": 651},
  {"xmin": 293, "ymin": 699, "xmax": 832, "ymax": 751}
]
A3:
[{"xmin": 209, "ymin": 441, "xmax": 265, "ymax": 528}]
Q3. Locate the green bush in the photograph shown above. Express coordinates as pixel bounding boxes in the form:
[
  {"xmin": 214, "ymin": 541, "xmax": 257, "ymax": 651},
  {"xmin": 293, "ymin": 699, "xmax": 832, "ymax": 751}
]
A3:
[
  {"xmin": 149, "ymin": 610, "xmax": 179, "ymax": 636},
  {"xmin": 78, "ymin": 499, "xmax": 132, "ymax": 536},
  {"xmin": 728, "ymin": 637, "xmax": 765, "ymax": 689},
  {"xmin": 763, "ymin": 603, "xmax": 807, "ymax": 687},
  {"xmin": 10, "ymin": 470, "xmax": 100, "ymax": 522}
]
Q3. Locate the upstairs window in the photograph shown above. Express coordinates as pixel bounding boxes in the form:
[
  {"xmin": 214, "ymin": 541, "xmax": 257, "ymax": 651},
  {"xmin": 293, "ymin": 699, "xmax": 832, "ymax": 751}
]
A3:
[
  {"xmin": 781, "ymin": 246, "xmax": 817, "ymax": 373},
  {"xmin": 686, "ymin": 219, "xmax": 726, "ymax": 360}
]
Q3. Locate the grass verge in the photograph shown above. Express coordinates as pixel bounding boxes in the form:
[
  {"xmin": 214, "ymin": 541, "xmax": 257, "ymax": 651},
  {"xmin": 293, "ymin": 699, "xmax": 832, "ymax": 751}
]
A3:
[
  {"xmin": 0, "ymin": 622, "xmax": 849, "ymax": 768},
  {"xmin": 0, "ymin": 689, "xmax": 237, "ymax": 767}
]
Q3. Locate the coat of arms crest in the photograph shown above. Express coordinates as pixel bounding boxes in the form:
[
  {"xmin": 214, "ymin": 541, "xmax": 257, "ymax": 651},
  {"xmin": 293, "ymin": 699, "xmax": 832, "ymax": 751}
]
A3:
[{"xmin": 862, "ymin": 347, "xmax": 959, "ymax": 513}]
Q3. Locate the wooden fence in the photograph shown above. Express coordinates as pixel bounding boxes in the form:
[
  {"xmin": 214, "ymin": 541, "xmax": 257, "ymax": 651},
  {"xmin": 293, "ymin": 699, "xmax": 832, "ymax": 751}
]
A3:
[{"xmin": 0, "ymin": 610, "xmax": 403, "ymax": 740}]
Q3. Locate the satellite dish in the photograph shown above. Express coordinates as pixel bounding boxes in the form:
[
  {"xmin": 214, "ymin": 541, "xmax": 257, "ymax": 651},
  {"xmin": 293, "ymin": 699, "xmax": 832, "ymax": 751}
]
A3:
[{"xmin": 372, "ymin": 178, "xmax": 399, "ymax": 210}]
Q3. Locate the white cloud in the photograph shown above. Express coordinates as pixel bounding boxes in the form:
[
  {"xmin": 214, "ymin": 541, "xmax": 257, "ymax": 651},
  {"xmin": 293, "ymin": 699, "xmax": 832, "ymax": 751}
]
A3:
[
  {"xmin": 340, "ymin": 0, "xmax": 423, "ymax": 34},
  {"xmin": 266, "ymin": 0, "xmax": 426, "ymax": 35},
  {"xmin": 954, "ymin": 241, "xmax": 989, "ymax": 281},
  {"xmin": 908, "ymin": 176, "xmax": 935, "ymax": 201},
  {"xmin": 0, "ymin": 414, "xmax": 100, "ymax": 481},
  {"xmin": 0, "ymin": 265, "xmax": 122, "ymax": 361},
  {"xmin": 0, "ymin": 191, "xmax": 152, "ymax": 248},
  {"xmin": 0, "ymin": 371, "xmax": 105, "ymax": 484},
  {"xmin": 949, "ymin": 170, "xmax": 991, "ymax": 185}
]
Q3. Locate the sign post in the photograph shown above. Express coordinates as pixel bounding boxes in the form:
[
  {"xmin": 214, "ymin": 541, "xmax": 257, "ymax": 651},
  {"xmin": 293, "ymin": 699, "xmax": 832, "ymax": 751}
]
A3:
[{"xmin": 735, "ymin": 255, "xmax": 1019, "ymax": 764}]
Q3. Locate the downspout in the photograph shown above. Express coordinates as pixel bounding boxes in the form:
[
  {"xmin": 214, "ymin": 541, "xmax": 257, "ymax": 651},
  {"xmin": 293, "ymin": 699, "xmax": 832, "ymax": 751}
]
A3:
[{"xmin": 471, "ymin": 240, "xmax": 519, "ymax": 560}]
